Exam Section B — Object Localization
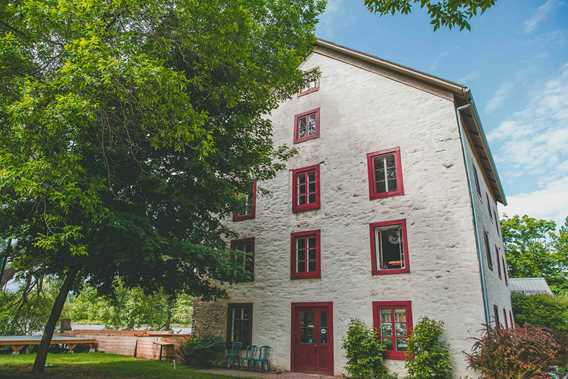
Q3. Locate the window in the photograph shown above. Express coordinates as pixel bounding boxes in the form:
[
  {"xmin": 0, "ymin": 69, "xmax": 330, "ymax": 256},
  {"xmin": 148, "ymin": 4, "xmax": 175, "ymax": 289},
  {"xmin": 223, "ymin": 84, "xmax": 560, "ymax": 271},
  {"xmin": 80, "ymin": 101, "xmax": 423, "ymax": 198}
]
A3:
[
  {"xmin": 298, "ymin": 70, "xmax": 319, "ymax": 96},
  {"xmin": 503, "ymin": 257, "xmax": 508, "ymax": 286},
  {"xmin": 486, "ymin": 193, "xmax": 493, "ymax": 221},
  {"xmin": 484, "ymin": 232, "xmax": 493, "ymax": 271},
  {"xmin": 473, "ymin": 167, "xmax": 481, "ymax": 197},
  {"xmin": 233, "ymin": 181, "xmax": 256, "ymax": 221},
  {"xmin": 369, "ymin": 219, "xmax": 410, "ymax": 275},
  {"xmin": 293, "ymin": 108, "xmax": 320, "ymax": 144},
  {"xmin": 230, "ymin": 238, "xmax": 255, "ymax": 282},
  {"xmin": 292, "ymin": 164, "xmax": 320, "ymax": 213},
  {"xmin": 373, "ymin": 301, "xmax": 413, "ymax": 360},
  {"xmin": 290, "ymin": 230, "xmax": 321, "ymax": 279},
  {"xmin": 495, "ymin": 246, "xmax": 502, "ymax": 280},
  {"xmin": 509, "ymin": 310, "xmax": 514, "ymax": 328},
  {"xmin": 495, "ymin": 208, "xmax": 500, "ymax": 235},
  {"xmin": 227, "ymin": 304, "xmax": 253, "ymax": 347},
  {"xmin": 367, "ymin": 147, "xmax": 404, "ymax": 200},
  {"xmin": 503, "ymin": 308, "xmax": 509, "ymax": 328},
  {"xmin": 493, "ymin": 305, "xmax": 500, "ymax": 329}
]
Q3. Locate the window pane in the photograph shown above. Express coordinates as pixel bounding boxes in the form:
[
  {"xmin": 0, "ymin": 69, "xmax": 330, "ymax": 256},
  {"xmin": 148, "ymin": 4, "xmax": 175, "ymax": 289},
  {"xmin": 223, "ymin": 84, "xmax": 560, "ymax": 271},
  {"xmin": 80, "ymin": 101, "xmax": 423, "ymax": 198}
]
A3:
[
  {"xmin": 308, "ymin": 172, "xmax": 316, "ymax": 192},
  {"xmin": 377, "ymin": 225, "xmax": 404, "ymax": 270},
  {"xmin": 380, "ymin": 308, "xmax": 393, "ymax": 351},
  {"xmin": 307, "ymin": 114, "xmax": 317, "ymax": 135},
  {"xmin": 374, "ymin": 156, "xmax": 387, "ymax": 193},
  {"xmin": 299, "ymin": 117, "xmax": 307, "ymax": 138},
  {"xmin": 320, "ymin": 311, "xmax": 328, "ymax": 344},
  {"xmin": 300, "ymin": 311, "xmax": 315, "ymax": 344},
  {"xmin": 297, "ymin": 238, "xmax": 306, "ymax": 272},
  {"xmin": 394, "ymin": 308, "xmax": 408, "ymax": 351},
  {"xmin": 298, "ymin": 174, "xmax": 306, "ymax": 205},
  {"xmin": 386, "ymin": 154, "xmax": 397, "ymax": 192}
]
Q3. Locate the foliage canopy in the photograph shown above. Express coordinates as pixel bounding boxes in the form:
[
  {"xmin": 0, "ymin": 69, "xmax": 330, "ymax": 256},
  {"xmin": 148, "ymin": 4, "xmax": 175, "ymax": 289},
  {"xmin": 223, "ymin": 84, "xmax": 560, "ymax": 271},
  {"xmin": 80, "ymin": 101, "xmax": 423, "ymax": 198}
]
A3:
[
  {"xmin": 501, "ymin": 215, "xmax": 568, "ymax": 295},
  {"xmin": 363, "ymin": 0, "xmax": 496, "ymax": 30},
  {"xmin": 0, "ymin": 0, "xmax": 324, "ymax": 370}
]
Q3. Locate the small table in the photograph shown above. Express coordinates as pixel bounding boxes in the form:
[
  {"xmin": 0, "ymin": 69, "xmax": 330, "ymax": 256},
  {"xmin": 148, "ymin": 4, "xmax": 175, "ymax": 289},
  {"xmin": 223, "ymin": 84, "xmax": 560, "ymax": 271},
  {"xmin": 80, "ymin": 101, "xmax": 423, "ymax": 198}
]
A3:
[{"xmin": 152, "ymin": 341, "xmax": 175, "ymax": 361}]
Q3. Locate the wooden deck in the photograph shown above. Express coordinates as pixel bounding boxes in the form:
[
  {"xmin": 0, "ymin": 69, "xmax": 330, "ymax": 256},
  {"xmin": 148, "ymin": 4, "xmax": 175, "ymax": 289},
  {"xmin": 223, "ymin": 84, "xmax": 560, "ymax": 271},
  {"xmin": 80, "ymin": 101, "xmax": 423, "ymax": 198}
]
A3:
[{"xmin": 0, "ymin": 335, "xmax": 97, "ymax": 353}]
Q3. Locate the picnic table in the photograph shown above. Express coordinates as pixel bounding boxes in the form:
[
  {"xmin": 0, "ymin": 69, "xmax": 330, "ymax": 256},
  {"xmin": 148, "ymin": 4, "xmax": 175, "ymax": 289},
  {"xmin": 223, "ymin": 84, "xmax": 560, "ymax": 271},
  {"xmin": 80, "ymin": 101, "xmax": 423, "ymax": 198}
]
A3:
[{"xmin": 0, "ymin": 335, "xmax": 97, "ymax": 354}]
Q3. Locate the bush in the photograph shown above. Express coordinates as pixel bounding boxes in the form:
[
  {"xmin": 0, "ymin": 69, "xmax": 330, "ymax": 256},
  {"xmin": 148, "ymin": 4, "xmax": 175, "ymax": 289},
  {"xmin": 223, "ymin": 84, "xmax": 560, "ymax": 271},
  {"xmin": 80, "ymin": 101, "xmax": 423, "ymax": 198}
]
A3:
[
  {"xmin": 405, "ymin": 318, "xmax": 451, "ymax": 379},
  {"xmin": 466, "ymin": 325, "xmax": 563, "ymax": 378},
  {"xmin": 180, "ymin": 336, "xmax": 225, "ymax": 368},
  {"xmin": 512, "ymin": 293, "xmax": 568, "ymax": 335},
  {"xmin": 342, "ymin": 319, "xmax": 395, "ymax": 379}
]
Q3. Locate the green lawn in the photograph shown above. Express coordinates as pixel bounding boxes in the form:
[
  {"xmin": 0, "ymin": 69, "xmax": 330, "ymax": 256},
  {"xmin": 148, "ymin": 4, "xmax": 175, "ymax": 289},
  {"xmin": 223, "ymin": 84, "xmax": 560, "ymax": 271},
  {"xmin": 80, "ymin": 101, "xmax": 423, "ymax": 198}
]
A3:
[{"xmin": 0, "ymin": 352, "xmax": 239, "ymax": 379}]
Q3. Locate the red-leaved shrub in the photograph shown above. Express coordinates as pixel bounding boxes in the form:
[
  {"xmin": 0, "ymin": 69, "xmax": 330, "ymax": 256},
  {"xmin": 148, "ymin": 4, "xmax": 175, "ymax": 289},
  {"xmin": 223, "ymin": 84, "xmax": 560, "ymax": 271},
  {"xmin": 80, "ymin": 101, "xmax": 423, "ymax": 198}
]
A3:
[{"xmin": 466, "ymin": 325, "xmax": 563, "ymax": 379}]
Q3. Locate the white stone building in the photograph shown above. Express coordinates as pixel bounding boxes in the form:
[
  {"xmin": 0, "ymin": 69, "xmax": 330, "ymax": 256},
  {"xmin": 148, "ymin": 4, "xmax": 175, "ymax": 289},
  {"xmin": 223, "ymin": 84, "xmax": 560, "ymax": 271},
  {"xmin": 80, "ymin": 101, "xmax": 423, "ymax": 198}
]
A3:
[{"xmin": 192, "ymin": 39, "xmax": 513, "ymax": 378}]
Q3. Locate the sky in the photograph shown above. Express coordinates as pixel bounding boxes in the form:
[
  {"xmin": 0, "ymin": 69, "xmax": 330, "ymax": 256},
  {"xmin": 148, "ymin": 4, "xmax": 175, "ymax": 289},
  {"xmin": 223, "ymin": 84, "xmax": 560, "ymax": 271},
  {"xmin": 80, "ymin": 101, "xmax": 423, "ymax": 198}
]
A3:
[{"xmin": 316, "ymin": 0, "xmax": 568, "ymax": 224}]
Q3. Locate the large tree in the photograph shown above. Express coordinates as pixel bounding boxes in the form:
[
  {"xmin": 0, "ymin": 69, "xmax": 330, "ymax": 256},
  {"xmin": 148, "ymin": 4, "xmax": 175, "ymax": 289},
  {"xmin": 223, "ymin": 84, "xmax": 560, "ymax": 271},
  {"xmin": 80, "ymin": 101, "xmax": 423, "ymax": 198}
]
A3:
[
  {"xmin": 0, "ymin": 0, "xmax": 324, "ymax": 372},
  {"xmin": 501, "ymin": 215, "xmax": 568, "ymax": 295},
  {"xmin": 364, "ymin": 0, "xmax": 496, "ymax": 30}
]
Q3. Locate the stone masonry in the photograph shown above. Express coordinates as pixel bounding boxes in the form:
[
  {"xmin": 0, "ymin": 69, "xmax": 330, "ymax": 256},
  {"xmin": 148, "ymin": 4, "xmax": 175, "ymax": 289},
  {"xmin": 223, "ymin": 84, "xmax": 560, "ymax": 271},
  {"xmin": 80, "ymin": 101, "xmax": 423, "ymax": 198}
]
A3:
[{"xmin": 193, "ymin": 41, "xmax": 512, "ymax": 378}]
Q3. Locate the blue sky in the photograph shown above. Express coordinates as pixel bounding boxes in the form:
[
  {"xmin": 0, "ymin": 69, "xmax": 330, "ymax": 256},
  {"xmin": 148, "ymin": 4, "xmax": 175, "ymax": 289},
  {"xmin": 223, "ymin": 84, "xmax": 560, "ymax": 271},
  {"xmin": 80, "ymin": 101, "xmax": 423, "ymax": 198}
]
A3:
[{"xmin": 317, "ymin": 0, "xmax": 568, "ymax": 223}]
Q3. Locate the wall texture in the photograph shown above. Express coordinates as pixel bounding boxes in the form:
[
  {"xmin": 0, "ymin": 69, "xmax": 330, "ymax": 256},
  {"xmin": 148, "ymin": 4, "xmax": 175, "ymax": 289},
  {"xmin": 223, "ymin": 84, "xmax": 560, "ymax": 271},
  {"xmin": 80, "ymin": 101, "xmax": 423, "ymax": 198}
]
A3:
[{"xmin": 193, "ymin": 48, "xmax": 511, "ymax": 378}]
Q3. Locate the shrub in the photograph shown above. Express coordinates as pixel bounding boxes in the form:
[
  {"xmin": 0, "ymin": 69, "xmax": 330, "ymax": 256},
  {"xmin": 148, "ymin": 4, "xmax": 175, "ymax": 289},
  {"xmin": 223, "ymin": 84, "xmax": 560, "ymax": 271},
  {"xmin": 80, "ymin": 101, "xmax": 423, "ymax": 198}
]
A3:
[
  {"xmin": 180, "ymin": 336, "xmax": 225, "ymax": 368},
  {"xmin": 466, "ymin": 325, "xmax": 563, "ymax": 378},
  {"xmin": 405, "ymin": 318, "xmax": 452, "ymax": 379},
  {"xmin": 512, "ymin": 292, "xmax": 568, "ymax": 335},
  {"xmin": 342, "ymin": 319, "xmax": 396, "ymax": 379}
]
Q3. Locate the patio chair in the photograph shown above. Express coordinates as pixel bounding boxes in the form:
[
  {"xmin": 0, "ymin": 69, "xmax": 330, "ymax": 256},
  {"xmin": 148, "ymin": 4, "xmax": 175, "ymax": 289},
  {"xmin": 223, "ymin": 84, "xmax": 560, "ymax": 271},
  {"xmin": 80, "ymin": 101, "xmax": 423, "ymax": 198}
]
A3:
[
  {"xmin": 226, "ymin": 341, "xmax": 242, "ymax": 369},
  {"xmin": 241, "ymin": 345, "xmax": 258, "ymax": 369},
  {"xmin": 254, "ymin": 345, "xmax": 272, "ymax": 372}
]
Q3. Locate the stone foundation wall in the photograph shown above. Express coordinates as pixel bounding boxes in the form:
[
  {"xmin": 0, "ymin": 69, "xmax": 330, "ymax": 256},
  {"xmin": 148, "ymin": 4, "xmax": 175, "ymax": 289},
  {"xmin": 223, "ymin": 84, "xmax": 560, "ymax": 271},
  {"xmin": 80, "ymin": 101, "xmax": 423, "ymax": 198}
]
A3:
[{"xmin": 192, "ymin": 300, "xmax": 227, "ymax": 339}]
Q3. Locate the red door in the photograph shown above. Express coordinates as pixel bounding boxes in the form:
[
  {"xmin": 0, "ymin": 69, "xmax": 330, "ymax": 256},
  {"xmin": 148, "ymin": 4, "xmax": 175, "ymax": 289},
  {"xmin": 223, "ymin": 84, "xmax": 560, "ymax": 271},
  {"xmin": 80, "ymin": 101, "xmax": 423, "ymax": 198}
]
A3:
[{"xmin": 291, "ymin": 302, "xmax": 333, "ymax": 375}]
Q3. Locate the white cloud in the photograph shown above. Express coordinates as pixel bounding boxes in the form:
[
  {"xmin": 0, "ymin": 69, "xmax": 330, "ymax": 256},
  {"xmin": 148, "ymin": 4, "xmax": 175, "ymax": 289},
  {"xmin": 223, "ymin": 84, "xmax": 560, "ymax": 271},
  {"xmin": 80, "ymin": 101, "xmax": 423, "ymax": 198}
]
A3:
[
  {"xmin": 489, "ymin": 63, "xmax": 568, "ymax": 184},
  {"xmin": 524, "ymin": 0, "xmax": 561, "ymax": 34},
  {"xmin": 500, "ymin": 177, "xmax": 568, "ymax": 224},
  {"xmin": 484, "ymin": 81, "xmax": 516, "ymax": 113}
]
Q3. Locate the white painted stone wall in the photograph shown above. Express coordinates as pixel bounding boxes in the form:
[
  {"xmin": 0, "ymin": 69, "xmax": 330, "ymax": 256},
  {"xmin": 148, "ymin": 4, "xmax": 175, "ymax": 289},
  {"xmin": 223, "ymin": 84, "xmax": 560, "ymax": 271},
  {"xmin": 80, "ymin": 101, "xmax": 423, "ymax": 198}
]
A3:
[{"xmin": 194, "ymin": 50, "xmax": 511, "ymax": 378}]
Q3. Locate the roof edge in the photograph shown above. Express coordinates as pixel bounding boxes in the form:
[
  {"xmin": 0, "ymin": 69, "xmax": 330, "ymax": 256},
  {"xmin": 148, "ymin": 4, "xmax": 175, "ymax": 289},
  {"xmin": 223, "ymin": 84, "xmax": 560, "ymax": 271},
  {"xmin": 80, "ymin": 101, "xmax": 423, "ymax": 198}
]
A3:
[{"xmin": 316, "ymin": 38, "xmax": 469, "ymax": 98}]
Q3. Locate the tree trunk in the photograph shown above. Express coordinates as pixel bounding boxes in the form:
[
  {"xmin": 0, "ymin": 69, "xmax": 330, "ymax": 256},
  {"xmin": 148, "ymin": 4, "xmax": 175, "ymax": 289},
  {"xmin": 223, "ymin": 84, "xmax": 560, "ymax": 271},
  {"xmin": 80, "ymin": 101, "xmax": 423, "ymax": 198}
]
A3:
[
  {"xmin": 164, "ymin": 295, "xmax": 174, "ymax": 331},
  {"xmin": 32, "ymin": 268, "xmax": 77, "ymax": 373}
]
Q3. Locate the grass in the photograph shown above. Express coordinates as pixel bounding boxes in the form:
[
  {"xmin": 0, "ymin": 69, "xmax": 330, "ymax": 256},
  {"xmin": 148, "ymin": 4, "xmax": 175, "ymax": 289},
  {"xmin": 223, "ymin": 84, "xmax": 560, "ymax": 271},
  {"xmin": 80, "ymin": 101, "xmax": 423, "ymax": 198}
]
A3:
[{"xmin": 0, "ymin": 352, "xmax": 239, "ymax": 379}]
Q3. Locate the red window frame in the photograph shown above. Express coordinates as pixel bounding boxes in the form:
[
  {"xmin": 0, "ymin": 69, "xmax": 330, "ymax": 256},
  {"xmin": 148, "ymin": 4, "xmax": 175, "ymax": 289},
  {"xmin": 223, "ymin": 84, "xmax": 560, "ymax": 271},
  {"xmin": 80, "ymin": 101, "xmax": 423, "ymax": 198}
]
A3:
[
  {"xmin": 493, "ymin": 305, "xmax": 500, "ymax": 329},
  {"xmin": 230, "ymin": 238, "xmax": 255, "ymax": 282},
  {"xmin": 369, "ymin": 219, "xmax": 410, "ymax": 276},
  {"xmin": 495, "ymin": 245, "xmax": 502, "ymax": 280},
  {"xmin": 484, "ymin": 232, "xmax": 493, "ymax": 271},
  {"xmin": 367, "ymin": 147, "xmax": 404, "ymax": 200},
  {"xmin": 292, "ymin": 164, "xmax": 320, "ymax": 213},
  {"xmin": 290, "ymin": 230, "xmax": 321, "ymax": 280},
  {"xmin": 373, "ymin": 301, "xmax": 413, "ymax": 360},
  {"xmin": 298, "ymin": 72, "xmax": 320, "ymax": 97},
  {"xmin": 293, "ymin": 108, "xmax": 320, "ymax": 144},
  {"xmin": 232, "ymin": 181, "xmax": 256, "ymax": 221}
]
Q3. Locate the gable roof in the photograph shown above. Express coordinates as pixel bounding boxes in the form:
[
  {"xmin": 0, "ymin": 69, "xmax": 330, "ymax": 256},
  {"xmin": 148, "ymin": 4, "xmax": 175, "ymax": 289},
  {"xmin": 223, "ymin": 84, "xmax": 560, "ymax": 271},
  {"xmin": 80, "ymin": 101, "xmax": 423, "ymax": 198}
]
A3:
[{"xmin": 314, "ymin": 39, "xmax": 507, "ymax": 205}]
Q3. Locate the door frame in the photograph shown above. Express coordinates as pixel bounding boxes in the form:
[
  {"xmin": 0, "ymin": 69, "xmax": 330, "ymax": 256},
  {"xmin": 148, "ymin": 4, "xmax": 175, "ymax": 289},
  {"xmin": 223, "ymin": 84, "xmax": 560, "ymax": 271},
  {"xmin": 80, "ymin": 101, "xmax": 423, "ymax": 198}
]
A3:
[{"xmin": 290, "ymin": 301, "xmax": 334, "ymax": 376}]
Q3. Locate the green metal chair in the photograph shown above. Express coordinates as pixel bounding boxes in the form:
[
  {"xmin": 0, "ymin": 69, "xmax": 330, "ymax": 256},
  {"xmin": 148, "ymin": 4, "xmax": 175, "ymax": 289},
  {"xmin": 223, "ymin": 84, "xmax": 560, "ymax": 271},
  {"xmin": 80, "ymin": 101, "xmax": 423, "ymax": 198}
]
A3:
[
  {"xmin": 254, "ymin": 345, "xmax": 272, "ymax": 372},
  {"xmin": 242, "ymin": 345, "xmax": 258, "ymax": 369},
  {"xmin": 226, "ymin": 341, "xmax": 242, "ymax": 368}
]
